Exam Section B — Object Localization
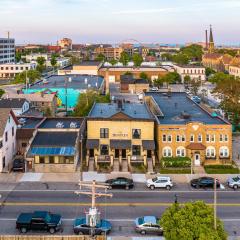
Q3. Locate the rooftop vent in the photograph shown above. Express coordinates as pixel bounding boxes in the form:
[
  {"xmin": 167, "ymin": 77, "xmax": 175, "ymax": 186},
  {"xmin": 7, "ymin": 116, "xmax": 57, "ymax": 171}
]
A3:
[
  {"xmin": 56, "ymin": 122, "xmax": 64, "ymax": 128},
  {"xmin": 85, "ymin": 78, "xmax": 88, "ymax": 84},
  {"xmin": 18, "ymin": 118, "xmax": 26, "ymax": 125},
  {"xmin": 70, "ymin": 122, "xmax": 78, "ymax": 128},
  {"xmin": 181, "ymin": 111, "xmax": 191, "ymax": 119}
]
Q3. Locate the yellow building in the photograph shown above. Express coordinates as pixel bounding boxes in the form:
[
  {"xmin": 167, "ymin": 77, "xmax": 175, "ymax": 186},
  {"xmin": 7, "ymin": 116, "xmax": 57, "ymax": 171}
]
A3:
[
  {"xmin": 86, "ymin": 101, "xmax": 155, "ymax": 171},
  {"xmin": 145, "ymin": 92, "xmax": 232, "ymax": 166}
]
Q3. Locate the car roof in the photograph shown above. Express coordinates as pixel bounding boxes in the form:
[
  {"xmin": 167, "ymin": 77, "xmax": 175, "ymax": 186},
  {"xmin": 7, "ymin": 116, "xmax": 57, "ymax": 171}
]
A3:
[
  {"xmin": 156, "ymin": 176, "xmax": 170, "ymax": 180},
  {"xmin": 143, "ymin": 216, "xmax": 157, "ymax": 224}
]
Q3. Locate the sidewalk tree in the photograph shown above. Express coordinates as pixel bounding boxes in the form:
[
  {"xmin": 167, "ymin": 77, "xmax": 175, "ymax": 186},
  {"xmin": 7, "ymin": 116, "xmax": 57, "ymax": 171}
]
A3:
[
  {"xmin": 184, "ymin": 75, "xmax": 191, "ymax": 86},
  {"xmin": 172, "ymin": 53, "xmax": 189, "ymax": 65},
  {"xmin": 96, "ymin": 53, "xmax": 105, "ymax": 62},
  {"xmin": 14, "ymin": 70, "xmax": 41, "ymax": 84},
  {"xmin": 50, "ymin": 56, "xmax": 57, "ymax": 68},
  {"xmin": 160, "ymin": 201, "xmax": 227, "ymax": 240},
  {"xmin": 36, "ymin": 56, "xmax": 46, "ymax": 73},
  {"xmin": 120, "ymin": 52, "xmax": 130, "ymax": 66},
  {"xmin": 109, "ymin": 59, "xmax": 117, "ymax": 65},
  {"xmin": 206, "ymin": 67, "xmax": 216, "ymax": 77},
  {"xmin": 189, "ymin": 78, "xmax": 201, "ymax": 95},
  {"xmin": 140, "ymin": 72, "xmax": 148, "ymax": 80},
  {"xmin": 132, "ymin": 53, "xmax": 143, "ymax": 67},
  {"xmin": 0, "ymin": 89, "xmax": 5, "ymax": 98},
  {"xmin": 209, "ymin": 72, "xmax": 233, "ymax": 84}
]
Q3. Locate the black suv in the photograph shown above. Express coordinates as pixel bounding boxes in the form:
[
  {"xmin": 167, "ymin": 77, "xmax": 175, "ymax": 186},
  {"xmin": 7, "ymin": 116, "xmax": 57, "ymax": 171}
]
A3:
[
  {"xmin": 105, "ymin": 177, "xmax": 134, "ymax": 190},
  {"xmin": 12, "ymin": 159, "xmax": 25, "ymax": 172},
  {"xmin": 191, "ymin": 177, "xmax": 220, "ymax": 189}
]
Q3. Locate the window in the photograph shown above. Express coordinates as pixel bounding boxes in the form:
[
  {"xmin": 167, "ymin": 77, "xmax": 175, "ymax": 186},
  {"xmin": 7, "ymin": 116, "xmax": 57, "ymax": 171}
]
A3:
[
  {"xmin": 100, "ymin": 145, "xmax": 109, "ymax": 155},
  {"xmin": 100, "ymin": 128, "xmax": 109, "ymax": 138},
  {"xmin": 206, "ymin": 134, "xmax": 210, "ymax": 142},
  {"xmin": 176, "ymin": 147, "xmax": 185, "ymax": 157},
  {"xmin": 190, "ymin": 134, "xmax": 194, "ymax": 142},
  {"xmin": 176, "ymin": 135, "xmax": 180, "ymax": 142},
  {"xmin": 224, "ymin": 135, "xmax": 228, "ymax": 142},
  {"xmin": 167, "ymin": 135, "xmax": 172, "ymax": 142},
  {"xmin": 198, "ymin": 134, "xmax": 202, "ymax": 142},
  {"xmin": 182, "ymin": 135, "xmax": 186, "ymax": 142},
  {"xmin": 220, "ymin": 134, "xmax": 228, "ymax": 142},
  {"xmin": 219, "ymin": 147, "xmax": 229, "ymax": 158},
  {"xmin": 39, "ymin": 157, "xmax": 45, "ymax": 164},
  {"xmin": 206, "ymin": 147, "xmax": 216, "ymax": 158},
  {"xmin": 132, "ymin": 129, "xmax": 141, "ymax": 139},
  {"xmin": 220, "ymin": 134, "xmax": 223, "ymax": 142},
  {"xmin": 21, "ymin": 142, "xmax": 27, "ymax": 148},
  {"xmin": 5, "ymin": 132, "xmax": 8, "ymax": 142},
  {"xmin": 163, "ymin": 147, "xmax": 172, "ymax": 157},
  {"xmin": 49, "ymin": 156, "xmax": 54, "ymax": 164},
  {"xmin": 12, "ymin": 127, "xmax": 14, "ymax": 137},
  {"xmin": 162, "ymin": 134, "xmax": 167, "ymax": 142},
  {"xmin": 211, "ymin": 135, "xmax": 215, "ymax": 142},
  {"xmin": 132, "ymin": 145, "xmax": 141, "ymax": 156}
]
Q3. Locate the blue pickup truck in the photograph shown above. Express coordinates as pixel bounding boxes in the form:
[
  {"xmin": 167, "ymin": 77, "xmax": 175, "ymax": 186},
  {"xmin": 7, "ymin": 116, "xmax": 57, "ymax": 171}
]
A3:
[{"xmin": 16, "ymin": 211, "xmax": 62, "ymax": 234}]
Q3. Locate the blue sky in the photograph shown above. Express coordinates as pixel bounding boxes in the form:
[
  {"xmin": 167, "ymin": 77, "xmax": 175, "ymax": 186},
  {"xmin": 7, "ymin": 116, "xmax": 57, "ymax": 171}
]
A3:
[{"xmin": 0, "ymin": 0, "xmax": 240, "ymax": 45}]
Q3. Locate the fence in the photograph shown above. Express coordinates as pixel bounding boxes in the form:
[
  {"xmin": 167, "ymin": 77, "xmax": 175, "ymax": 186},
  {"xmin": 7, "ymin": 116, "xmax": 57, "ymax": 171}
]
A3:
[{"xmin": 0, "ymin": 236, "xmax": 106, "ymax": 240}]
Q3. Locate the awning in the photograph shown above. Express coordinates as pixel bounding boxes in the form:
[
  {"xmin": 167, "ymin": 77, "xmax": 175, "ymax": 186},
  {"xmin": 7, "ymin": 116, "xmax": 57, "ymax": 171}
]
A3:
[
  {"xmin": 142, "ymin": 140, "xmax": 155, "ymax": 150},
  {"xmin": 110, "ymin": 140, "xmax": 131, "ymax": 149},
  {"xmin": 28, "ymin": 146, "xmax": 75, "ymax": 156},
  {"xmin": 186, "ymin": 143, "xmax": 206, "ymax": 150},
  {"xmin": 86, "ymin": 139, "xmax": 99, "ymax": 149}
]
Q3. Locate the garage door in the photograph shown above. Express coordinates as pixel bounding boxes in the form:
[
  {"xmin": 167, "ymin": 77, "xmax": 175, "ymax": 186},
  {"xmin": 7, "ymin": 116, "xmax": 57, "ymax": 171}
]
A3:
[{"xmin": 109, "ymin": 75, "xmax": 115, "ymax": 83}]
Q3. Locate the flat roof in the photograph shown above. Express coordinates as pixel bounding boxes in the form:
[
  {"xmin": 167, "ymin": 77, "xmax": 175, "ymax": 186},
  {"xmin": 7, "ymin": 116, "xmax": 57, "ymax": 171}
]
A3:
[
  {"xmin": 38, "ymin": 118, "xmax": 84, "ymax": 129},
  {"xmin": 145, "ymin": 92, "xmax": 228, "ymax": 125},
  {"xmin": 17, "ymin": 117, "xmax": 44, "ymax": 129},
  {"xmin": 29, "ymin": 75, "xmax": 104, "ymax": 90},
  {"xmin": 75, "ymin": 61, "xmax": 102, "ymax": 66},
  {"xmin": 89, "ymin": 102, "xmax": 153, "ymax": 120}
]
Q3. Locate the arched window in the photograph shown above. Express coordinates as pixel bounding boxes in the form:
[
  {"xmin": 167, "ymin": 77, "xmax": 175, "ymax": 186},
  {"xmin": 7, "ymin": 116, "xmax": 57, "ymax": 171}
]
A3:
[
  {"xmin": 176, "ymin": 147, "xmax": 186, "ymax": 157},
  {"xmin": 206, "ymin": 146, "xmax": 216, "ymax": 158},
  {"xmin": 219, "ymin": 146, "xmax": 229, "ymax": 158},
  {"xmin": 163, "ymin": 147, "xmax": 172, "ymax": 157}
]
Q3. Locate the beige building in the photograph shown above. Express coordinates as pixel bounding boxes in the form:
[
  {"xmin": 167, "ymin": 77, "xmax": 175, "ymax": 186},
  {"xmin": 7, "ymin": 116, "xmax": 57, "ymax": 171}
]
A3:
[
  {"xmin": 86, "ymin": 102, "xmax": 155, "ymax": 172},
  {"xmin": 229, "ymin": 65, "xmax": 240, "ymax": 78},
  {"xmin": 145, "ymin": 92, "xmax": 232, "ymax": 166},
  {"xmin": 58, "ymin": 38, "xmax": 72, "ymax": 50},
  {"xmin": 94, "ymin": 46, "xmax": 123, "ymax": 60}
]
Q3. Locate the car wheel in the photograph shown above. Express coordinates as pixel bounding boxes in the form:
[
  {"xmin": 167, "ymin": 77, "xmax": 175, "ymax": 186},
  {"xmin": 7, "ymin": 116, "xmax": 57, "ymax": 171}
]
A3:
[
  {"xmin": 233, "ymin": 185, "xmax": 238, "ymax": 190},
  {"xmin": 166, "ymin": 185, "xmax": 171, "ymax": 190},
  {"xmin": 140, "ymin": 230, "xmax": 146, "ymax": 235},
  {"xmin": 20, "ymin": 227, "xmax": 27, "ymax": 234},
  {"xmin": 49, "ymin": 228, "xmax": 55, "ymax": 234},
  {"xmin": 125, "ymin": 185, "xmax": 129, "ymax": 190},
  {"xmin": 108, "ymin": 185, "xmax": 112, "ymax": 190},
  {"xmin": 150, "ymin": 185, "xmax": 155, "ymax": 190}
]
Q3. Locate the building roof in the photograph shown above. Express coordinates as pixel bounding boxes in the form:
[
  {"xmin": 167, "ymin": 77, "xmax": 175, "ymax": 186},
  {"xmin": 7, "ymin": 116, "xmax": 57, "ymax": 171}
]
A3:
[
  {"xmin": 38, "ymin": 118, "xmax": 84, "ymax": 129},
  {"xmin": 174, "ymin": 64, "xmax": 205, "ymax": 69},
  {"xmin": 0, "ymin": 108, "xmax": 17, "ymax": 136},
  {"xmin": 3, "ymin": 92, "xmax": 56, "ymax": 103},
  {"xmin": 17, "ymin": 117, "xmax": 44, "ymax": 129},
  {"xmin": 28, "ymin": 75, "xmax": 104, "ymax": 90},
  {"xmin": 0, "ymin": 98, "xmax": 27, "ymax": 109},
  {"xmin": 76, "ymin": 61, "xmax": 102, "ymax": 66},
  {"xmin": 145, "ymin": 92, "xmax": 229, "ymax": 125},
  {"xmin": 88, "ymin": 102, "xmax": 153, "ymax": 120}
]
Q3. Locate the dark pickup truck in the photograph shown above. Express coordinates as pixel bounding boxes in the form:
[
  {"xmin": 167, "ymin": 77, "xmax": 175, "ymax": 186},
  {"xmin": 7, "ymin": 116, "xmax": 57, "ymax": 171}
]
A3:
[{"xmin": 16, "ymin": 211, "xmax": 62, "ymax": 234}]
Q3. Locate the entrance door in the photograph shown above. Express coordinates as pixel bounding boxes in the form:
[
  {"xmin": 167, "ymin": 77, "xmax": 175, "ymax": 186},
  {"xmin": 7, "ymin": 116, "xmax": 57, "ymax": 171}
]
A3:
[
  {"xmin": 194, "ymin": 153, "xmax": 201, "ymax": 166},
  {"xmin": 89, "ymin": 149, "xmax": 94, "ymax": 158},
  {"xmin": 122, "ymin": 149, "xmax": 126, "ymax": 159},
  {"xmin": 147, "ymin": 150, "xmax": 152, "ymax": 158},
  {"xmin": 115, "ymin": 149, "xmax": 119, "ymax": 158}
]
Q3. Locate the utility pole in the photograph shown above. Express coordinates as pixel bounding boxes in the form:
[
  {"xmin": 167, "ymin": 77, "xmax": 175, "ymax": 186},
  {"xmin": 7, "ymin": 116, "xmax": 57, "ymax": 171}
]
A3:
[
  {"xmin": 214, "ymin": 177, "xmax": 217, "ymax": 230},
  {"xmin": 75, "ymin": 180, "xmax": 112, "ymax": 237}
]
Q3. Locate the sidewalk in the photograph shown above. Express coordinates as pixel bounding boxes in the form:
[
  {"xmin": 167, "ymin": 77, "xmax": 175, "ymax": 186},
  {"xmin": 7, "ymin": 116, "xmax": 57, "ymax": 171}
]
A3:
[{"xmin": 1, "ymin": 171, "xmax": 239, "ymax": 183}]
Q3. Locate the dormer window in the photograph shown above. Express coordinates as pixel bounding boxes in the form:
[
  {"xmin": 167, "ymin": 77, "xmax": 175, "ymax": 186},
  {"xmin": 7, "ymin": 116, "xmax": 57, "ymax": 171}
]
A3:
[{"xmin": 132, "ymin": 129, "xmax": 141, "ymax": 139}]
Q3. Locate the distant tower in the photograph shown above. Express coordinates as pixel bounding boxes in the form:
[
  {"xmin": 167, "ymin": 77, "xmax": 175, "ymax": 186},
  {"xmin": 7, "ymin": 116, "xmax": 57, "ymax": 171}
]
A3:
[
  {"xmin": 205, "ymin": 30, "xmax": 208, "ymax": 50},
  {"xmin": 209, "ymin": 25, "xmax": 215, "ymax": 53}
]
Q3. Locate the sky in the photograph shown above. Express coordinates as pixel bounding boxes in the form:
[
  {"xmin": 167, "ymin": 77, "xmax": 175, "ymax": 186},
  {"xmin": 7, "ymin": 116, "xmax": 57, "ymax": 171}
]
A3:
[{"xmin": 0, "ymin": 0, "xmax": 240, "ymax": 45}]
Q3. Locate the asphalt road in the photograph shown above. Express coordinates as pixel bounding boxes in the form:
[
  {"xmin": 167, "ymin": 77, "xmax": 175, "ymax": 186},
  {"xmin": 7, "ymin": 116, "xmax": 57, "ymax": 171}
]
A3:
[{"xmin": 0, "ymin": 182, "xmax": 240, "ymax": 237}]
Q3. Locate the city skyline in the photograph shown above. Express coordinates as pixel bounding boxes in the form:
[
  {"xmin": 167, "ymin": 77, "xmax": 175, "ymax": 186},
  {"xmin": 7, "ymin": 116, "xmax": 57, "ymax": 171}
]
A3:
[{"xmin": 0, "ymin": 0, "xmax": 240, "ymax": 45}]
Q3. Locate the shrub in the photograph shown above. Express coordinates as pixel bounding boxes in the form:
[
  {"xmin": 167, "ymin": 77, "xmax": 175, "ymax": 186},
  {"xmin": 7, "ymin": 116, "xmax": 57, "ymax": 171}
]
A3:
[{"xmin": 162, "ymin": 157, "xmax": 191, "ymax": 168}]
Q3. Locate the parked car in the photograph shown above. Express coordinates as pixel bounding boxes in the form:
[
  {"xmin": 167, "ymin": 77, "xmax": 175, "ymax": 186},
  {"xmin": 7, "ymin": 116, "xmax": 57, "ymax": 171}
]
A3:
[
  {"xmin": 105, "ymin": 177, "xmax": 134, "ymax": 190},
  {"xmin": 150, "ymin": 87, "xmax": 158, "ymax": 91},
  {"xmin": 190, "ymin": 177, "xmax": 220, "ymax": 189},
  {"xmin": 12, "ymin": 158, "xmax": 25, "ymax": 172},
  {"xmin": 73, "ymin": 217, "xmax": 112, "ymax": 235},
  {"xmin": 16, "ymin": 211, "xmax": 62, "ymax": 234},
  {"xmin": 135, "ymin": 216, "xmax": 163, "ymax": 235},
  {"xmin": 191, "ymin": 96, "xmax": 201, "ymax": 104},
  {"xmin": 227, "ymin": 176, "xmax": 240, "ymax": 190},
  {"xmin": 146, "ymin": 176, "xmax": 173, "ymax": 190}
]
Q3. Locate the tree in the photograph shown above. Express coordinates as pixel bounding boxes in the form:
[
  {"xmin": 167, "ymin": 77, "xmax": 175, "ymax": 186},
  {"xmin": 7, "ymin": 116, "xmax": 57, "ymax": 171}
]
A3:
[
  {"xmin": 132, "ymin": 53, "xmax": 143, "ymax": 67},
  {"xmin": 15, "ymin": 52, "xmax": 22, "ymax": 63},
  {"xmin": 119, "ymin": 52, "xmax": 130, "ymax": 66},
  {"xmin": 44, "ymin": 107, "xmax": 52, "ymax": 117},
  {"xmin": 184, "ymin": 75, "xmax": 191, "ymax": 86},
  {"xmin": 36, "ymin": 56, "xmax": 46, "ymax": 73},
  {"xmin": 140, "ymin": 72, "xmax": 148, "ymax": 80},
  {"xmin": 172, "ymin": 53, "xmax": 190, "ymax": 65},
  {"xmin": 96, "ymin": 53, "xmax": 105, "ymax": 62},
  {"xmin": 109, "ymin": 59, "xmax": 117, "ymax": 65},
  {"xmin": 206, "ymin": 67, "xmax": 216, "ymax": 77},
  {"xmin": 209, "ymin": 72, "xmax": 233, "ymax": 84},
  {"xmin": 180, "ymin": 44, "xmax": 204, "ymax": 61},
  {"xmin": 14, "ymin": 70, "xmax": 41, "ymax": 84},
  {"xmin": 161, "ymin": 53, "xmax": 173, "ymax": 61},
  {"xmin": 213, "ymin": 77, "xmax": 240, "ymax": 125},
  {"xmin": 154, "ymin": 72, "xmax": 181, "ymax": 88},
  {"xmin": 160, "ymin": 201, "xmax": 227, "ymax": 240},
  {"xmin": 50, "ymin": 56, "xmax": 57, "ymax": 68},
  {"xmin": 0, "ymin": 89, "xmax": 5, "ymax": 98},
  {"xmin": 189, "ymin": 78, "xmax": 201, "ymax": 95}
]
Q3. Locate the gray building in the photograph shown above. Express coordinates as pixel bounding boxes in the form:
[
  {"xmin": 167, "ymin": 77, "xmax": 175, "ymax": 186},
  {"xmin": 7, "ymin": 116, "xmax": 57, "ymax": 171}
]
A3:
[{"xmin": 0, "ymin": 38, "xmax": 15, "ymax": 64}]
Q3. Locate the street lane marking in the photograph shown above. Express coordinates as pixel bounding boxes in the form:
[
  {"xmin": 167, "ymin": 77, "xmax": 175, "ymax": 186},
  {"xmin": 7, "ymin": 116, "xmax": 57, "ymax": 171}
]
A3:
[{"xmin": 2, "ymin": 202, "xmax": 240, "ymax": 207}]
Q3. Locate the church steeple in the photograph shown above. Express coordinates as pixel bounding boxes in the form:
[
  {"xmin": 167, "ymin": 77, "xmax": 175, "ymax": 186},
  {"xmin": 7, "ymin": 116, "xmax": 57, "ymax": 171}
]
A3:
[{"xmin": 209, "ymin": 25, "xmax": 215, "ymax": 53}]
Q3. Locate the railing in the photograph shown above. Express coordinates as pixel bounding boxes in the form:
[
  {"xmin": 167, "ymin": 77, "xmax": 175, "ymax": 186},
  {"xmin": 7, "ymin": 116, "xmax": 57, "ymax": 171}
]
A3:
[
  {"xmin": 97, "ymin": 155, "xmax": 111, "ymax": 162},
  {"xmin": 131, "ymin": 155, "xmax": 144, "ymax": 162}
]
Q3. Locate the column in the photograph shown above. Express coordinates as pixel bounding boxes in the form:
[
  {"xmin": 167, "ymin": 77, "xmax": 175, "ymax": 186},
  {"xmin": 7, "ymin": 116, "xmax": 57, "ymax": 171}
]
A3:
[
  {"xmin": 152, "ymin": 152, "xmax": 156, "ymax": 166},
  {"xmin": 110, "ymin": 155, "xmax": 114, "ymax": 167},
  {"xmin": 143, "ymin": 155, "xmax": 147, "ymax": 167}
]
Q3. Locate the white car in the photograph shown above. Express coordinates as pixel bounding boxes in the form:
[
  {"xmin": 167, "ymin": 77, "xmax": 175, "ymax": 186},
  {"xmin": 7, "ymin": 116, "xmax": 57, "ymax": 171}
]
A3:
[
  {"xmin": 146, "ymin": 176, "xmax": 173, "ymax": 190},
  {"xmin": 150, "ymin": 87, "xmax": 158, "ymax": 92}
]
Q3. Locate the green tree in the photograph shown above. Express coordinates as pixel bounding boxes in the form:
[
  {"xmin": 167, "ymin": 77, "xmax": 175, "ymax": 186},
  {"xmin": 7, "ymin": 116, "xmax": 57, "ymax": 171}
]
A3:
[
  {"xmin": 189, "ymin": 78, "xmax": 201, "ymax": 95},
  {"xmin": 120, "ymin": 52, "xmax": 130, "ymax": 66},
  {"xmin": 160, "ymin": 201, "xmax": 227, "ymax": 240},
  {"xmin": 50, "ymin": 56, "xmax": 57, "ymax": 68},
  {"xmin": 140, "ymin": 72, "xmax": 148, "ymax": 80},
  {"xmin": 36, "ymin": 56, "xmax": 46, "ymax": 66},
  {"xmin": 180, "ymin": 44, "xmax": 204, "ymax": 61},
  {"xmin": 0, "ymin": 89, "xmax": 5, "ymax": 98},
  {"xmin": 184, "ymin": 75, "xmax": 191, "ymax": 86},
  {"xmin": 132, "ymin": 53, "xmax": 143, "ymax": 67},
  {"xmin": 96, "ymin": 53, "xmax": 105, "ymax": 62},
  {"xmin": 161, "ymin": 53, "xmax": 173, "ymax": 61},
  {"xmin": 14, "ymin": 70, "xmax": 41, "ymax": 84},
  {"xmin": 206, "ymin": 67, "xmax": 216, "ymax": 77},
  {"xmin": 109, "ymin": 59, "xmax": 118, "ymax": 65},
  {"xmin": 15, "ymin": 52, "xmax": 22, "ymax": 63},
  {"xmin": 209, "ymin": 72, "xmax": 233, "ymax": 84},
  {"xmin": 172, "ymin": 53, "xmax": 190, "ymax": 65}
]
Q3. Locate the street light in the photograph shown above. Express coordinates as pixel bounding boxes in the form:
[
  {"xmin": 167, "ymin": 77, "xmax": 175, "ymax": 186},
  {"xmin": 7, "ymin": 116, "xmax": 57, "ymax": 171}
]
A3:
[{"xmin": 65, "ymin": 77, "xmax": 72, "ymax": 116}]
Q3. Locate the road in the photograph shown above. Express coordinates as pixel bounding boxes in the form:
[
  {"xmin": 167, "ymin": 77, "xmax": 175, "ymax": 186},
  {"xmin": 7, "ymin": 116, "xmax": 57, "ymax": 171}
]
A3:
[{"xmin": 0, "ymin": 182, "xmax": 240, "ymax": 237}]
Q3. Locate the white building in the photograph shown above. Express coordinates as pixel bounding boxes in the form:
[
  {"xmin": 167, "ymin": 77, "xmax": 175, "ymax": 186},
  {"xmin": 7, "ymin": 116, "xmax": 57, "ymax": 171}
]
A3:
[
  {"xmin": 0, "ymin": 98, "xmax": 30, "ymax": 116},
  {"xmin": 229, "ymin": 65, "xmax": 240, "ymax": 78},
  {"xmin": 173, "ymin": 65, "xmax": 206, "ymax": 83},
  {"xmin": 46, "ymin": 57, "xmax": 70, "ymax": 68},
  {"xmin": 0, "ymin": 62, "xmax": 36, "ymax": 78},
  {"xmin": 25, "ymin": 53, "xmax": 49, "ymax": 62},
  {"xmin": 0, "ymin": 109, "xmax": 18, "ymax": 172},
  {"xmin": 0, "ymin": 38, "xmax": 15, "ymax": 64}
]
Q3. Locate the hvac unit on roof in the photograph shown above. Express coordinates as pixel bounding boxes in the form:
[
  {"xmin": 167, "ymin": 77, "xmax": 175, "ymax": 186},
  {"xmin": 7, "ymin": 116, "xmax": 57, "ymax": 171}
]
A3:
[
  {"xmin": 85, "ymin": 78, "xmax": 88, "ymax": 84},
  {"xmin": 18, "ymin": 118, "xmax": 26, "ymax": 124},
  {"xmin": 70, "ymin": 122, "xmax": 78, "ymax": 128},
  {"xmin": 88, "ymin": 84, "xmax": 91, "ymax": 88},
  {"xmin": 56, "ymin": 122, "xmax": 64, "ymax": 128}
]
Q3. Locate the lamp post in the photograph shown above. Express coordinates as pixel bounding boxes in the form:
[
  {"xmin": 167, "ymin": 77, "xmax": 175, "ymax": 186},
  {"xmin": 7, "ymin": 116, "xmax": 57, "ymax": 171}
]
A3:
[{"xmin": 65, "ymin": 77, "xmax": 72, "ymax": 116}]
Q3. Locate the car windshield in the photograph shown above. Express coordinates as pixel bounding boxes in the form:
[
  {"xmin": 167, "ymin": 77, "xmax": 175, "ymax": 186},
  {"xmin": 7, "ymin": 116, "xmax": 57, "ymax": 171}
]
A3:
[
  {"xmin": 138, "ymin": 217, "xmax": 144, "ymax": 225},
  {"xmin": 45, "ymin": 213, "xmax": 51, "ymax": 223},
  {"xmin": 232, "ymin": 176, "xmax": 240, "ymax": 182},
  {"xmin": 152, "ymin": 177, "xmax": 158, "ymax": 182}
]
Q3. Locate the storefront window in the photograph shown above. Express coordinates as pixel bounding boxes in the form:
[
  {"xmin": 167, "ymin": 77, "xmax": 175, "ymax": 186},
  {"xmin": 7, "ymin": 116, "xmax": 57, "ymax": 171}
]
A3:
[
  {"xmin": 100, "ymin": 145, "xmax": 109, "ymax": 155},
  {"xmin": 132, "ymin": 145, "xmax": 141, "ymax": 156}
]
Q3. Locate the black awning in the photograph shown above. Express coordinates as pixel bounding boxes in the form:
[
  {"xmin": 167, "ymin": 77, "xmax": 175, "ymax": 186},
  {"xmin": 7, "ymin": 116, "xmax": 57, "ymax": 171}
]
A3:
[
  {"xmin": 110, "ymin": 140, "xmax": 131, "ymax": 149},
  {"xmin": 86, "ymin": 139, "xmax": 99, "ymax": 149},
  {"xmin": 142, "ymin": 140, "xmax": 155, "ymax": 150}
]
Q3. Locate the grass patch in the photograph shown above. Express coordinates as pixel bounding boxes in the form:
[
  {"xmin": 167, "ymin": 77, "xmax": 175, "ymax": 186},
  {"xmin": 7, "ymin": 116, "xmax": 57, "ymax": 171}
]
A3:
[
  {"xmin": 204, "ymin": 165, "xmax": 239, "ymax": 174},
  {"xmin": 97, "ymin": 163, "xmax": 112, "ymax": 173},
  {"xmin": 160, "ymin": 168, "xmax": 191, "ymax": 174},
  {"xmin": 131, "ymin": 164, "xmax": 147, "ymax": 173}
]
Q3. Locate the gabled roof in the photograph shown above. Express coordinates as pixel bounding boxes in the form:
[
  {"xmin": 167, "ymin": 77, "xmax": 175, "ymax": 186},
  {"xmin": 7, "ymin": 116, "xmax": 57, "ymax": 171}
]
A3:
[
  {"xmin": 0, "ymin": 98, "xmax": 28, "ymax": 109},
  {"xmin": 0, "ymin": 108, "xmax": 18, "ymax": 136}
]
